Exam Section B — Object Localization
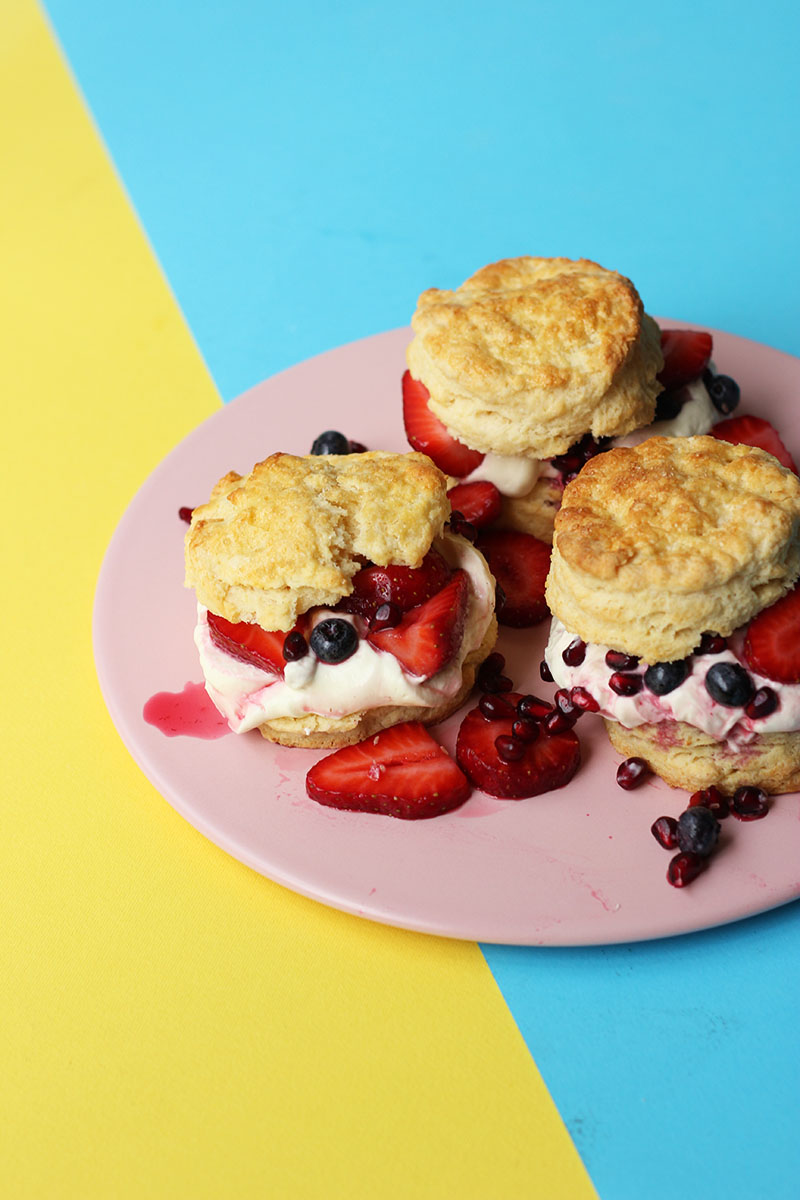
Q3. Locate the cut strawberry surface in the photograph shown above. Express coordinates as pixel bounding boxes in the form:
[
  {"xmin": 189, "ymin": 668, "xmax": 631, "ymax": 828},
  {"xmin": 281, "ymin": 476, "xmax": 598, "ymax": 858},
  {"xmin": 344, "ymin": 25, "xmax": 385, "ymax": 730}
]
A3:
[
  {"xmin": 402, "ymin": 370, "xmax": 485, "ymax": 476},
  {"xmin": 207, "ymin": 611, "xmax": 304, "ymax": 675},
  {"xmin": 351, "ymin": 548, "xmax": 452, "ymax": 614},
  {"xmin": 447, "ymin": 480, "xmax": 502, "ymax": 528},
  {"xmin": 742, "ymin": 584, "xmax": 800, "ymax": 684},
  {"xmin": 711, "ymin": 415, "xmax": 799, "ymax": 474},
  {"xmin": 476, "ymin": 529, "xmax": 551, "ymax": 626},
  {"xmin": 658, "ymin": 329, "xmax": 713, "ymax": 390},
  {"xmin": 456, "ymin": 693, "xmax": 581, "ymax": 799},
  {"xmin": 306, "ymin": 721, "xmax": 471, "ymax": 819},
  {"xmin": 367, "ymin": 570, "xmax": 470, "ymax": 679}
]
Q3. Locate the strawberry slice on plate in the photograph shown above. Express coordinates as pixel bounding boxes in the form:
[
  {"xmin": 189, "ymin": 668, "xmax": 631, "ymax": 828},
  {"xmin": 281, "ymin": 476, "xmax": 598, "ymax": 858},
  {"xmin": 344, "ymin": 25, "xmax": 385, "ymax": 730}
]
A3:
[
  {"xmin": 456, "ymin": 693, "xmax": 581, "ymax": 799},
  {"xmin": 402, "ymin": 370, "xmax": 485, "ymax": 477},
  {"xmin": 207, "ymin": 612, "xmax": 304, "ymax": 675},
  {"xmin": 447, "ymin": 480, "xmax": 502, "ymax": 528},
  {"xmin": 658, "ymin": 328, "xmax": 713, "ymax": 390},
  {"xmin": 368, "ymin": 570, "xmax": 469, "ymax": 679},
  {"xmin": 742, "ymin": 584, "xmax": 800, "ymax": 684},
  {"xmin": 350, "ymin": 548, "xmax": 452, "ymax": 614},
  {"xmin": 476, "ymin": 529, "xmax": 551, "ymax": 626},
  {"xmin": 710, "ymin": 415, "xmax": 799, "ymax": 473},
  {"xmin": 306, "ymin": 721, "xmax": 471, "ymax": 819}
]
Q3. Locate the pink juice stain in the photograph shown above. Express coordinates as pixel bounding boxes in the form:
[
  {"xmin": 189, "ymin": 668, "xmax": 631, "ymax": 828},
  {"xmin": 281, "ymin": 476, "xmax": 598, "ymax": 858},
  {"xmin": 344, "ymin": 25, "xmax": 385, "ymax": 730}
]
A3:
[{"xmin": 143, "ymin": 682, "xmax": 231, "ymax": 739}]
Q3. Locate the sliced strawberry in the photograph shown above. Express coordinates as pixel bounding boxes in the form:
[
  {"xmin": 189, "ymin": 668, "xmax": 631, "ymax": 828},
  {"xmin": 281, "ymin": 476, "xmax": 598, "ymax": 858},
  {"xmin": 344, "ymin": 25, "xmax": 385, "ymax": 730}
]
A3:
[
  {"xmin": 306, "ymin": 721, "xmax": 471, "ymax": 819},
  {"xmin": 367, "ymin": 570, "xmax": 469, "ymax": 679},
  {"xmin": 402, "ymin": 370, "xmax": 485, "ymax": 477},
  {"xmin": 658, "ymin": 328, "xmax": 713, "ymax": 390},
  {"xmin": 476, "ymin": 529, "xmax": 551, "ymax": 627},
  {"xmin": 350, "ymin": 548, "xmax": 452, "ymax": 614},
  {"xmin": 447, "ymin": 480, "xmax": 502, "ymax": 528},
  {"xmin": 456, "ymin": 692, "xmax": 581, "ymax": 799},
  {"xmin": 711, "ymin": 415, "xmax": 799, "ymax": 474},
  {"xmin": 207, "ymin": 611, "xmax": 305, "ymax": 675},
  {"xmin": 742, "ymin": 584, "xmax": 800, "ymax": 684}
]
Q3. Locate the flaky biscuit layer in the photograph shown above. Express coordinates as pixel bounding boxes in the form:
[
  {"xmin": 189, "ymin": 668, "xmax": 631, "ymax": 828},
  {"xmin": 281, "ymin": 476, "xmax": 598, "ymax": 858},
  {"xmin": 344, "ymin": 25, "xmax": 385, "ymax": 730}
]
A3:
[
  {"xmin": 185, "ymin": 451, "xmax": 449, "ymax": 632},
  {"xmin": 406, "ymin": 256, "xmax": 663, "ymax": 458},
  {"xmin": 547, "ymin": 436, "xmax": 800, "ymax": 661}
]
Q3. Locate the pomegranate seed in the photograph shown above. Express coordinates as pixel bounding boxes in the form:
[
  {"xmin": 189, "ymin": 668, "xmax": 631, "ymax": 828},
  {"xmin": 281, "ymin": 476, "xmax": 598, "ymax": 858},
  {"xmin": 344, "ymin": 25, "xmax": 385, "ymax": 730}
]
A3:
[
  {"xmin": 667, "ymin": 851, "xmax": 709, "ymax": 887},
  {"xmin": 544, "ymin": 709, "xmax": 577, "ymax": 735},
  {"xmin": 517, "ymin": 694, "xmax": 552, "ymax": 721},
  {"xmin": 689, "ymin": 785, "xmax": 729, "ymax": 818},
  {"xmin": 697, "ymin": 632, "xmax": 727, "ymax": 655},
  {"xmin": 495, "ymin": 735, "xmax": 525, "ymax": 762},
  {"xmin": 479, "ymin": 694, "xmax": 517, "ymax": 722},
  {"xmin": 609, "ymin": 672, "xmax": 643, "ymax": 696},
  {"xmin": 554, "ymin": 689, "xmax": 580, "ymax": 718},
  {"xmin": 616, "ymin": 757, "xmax": 650, "ymax": 790},
  {"xmin": 730, "ymin": 786, "xmax": 770, "ymax": 821},
  {"xmin": 745, "ymin": 687, "xmax": 779, "ymax": 720},
  {"xmin": 570, "ymin": 686, "xmax": 600, "ymax": 712},
  {"xmin": 282, "ymin": 631, "xmax": 308, "ymax": 661},
  {"xmin": 511, "ymin": 717, "xmax": 540, "ymax": 743},
  {"xmin": 651, "ymin": 816, "xmax": 679, "ymax": 849},
  {"xmin": 539, "ymin": 659, "xmax": 554, "ymax": 683},
  {"xmin": 348, "ymin": 439, "xmax": 368, "ymax": 453},
  {"xmin": 369, "ymin": 602, "xmax": 401, "ymax": 632},
  {"xmin": 178, "ymin": 506, "xmax": 194, "ymax": 523},
  {"xmin": 450, "ymin": 511, "xmax": 478, "ymax": 543},
  {"xmin": 562, "ymin": 637, "xmax": 587, "ymax": 666},
  {"xmin": 477, "ymin": 651, "xmax": 505, "ymax": 682},
  {"xmin": 605, "ymin": 649, "xmax": 640, "ymax": 670}
]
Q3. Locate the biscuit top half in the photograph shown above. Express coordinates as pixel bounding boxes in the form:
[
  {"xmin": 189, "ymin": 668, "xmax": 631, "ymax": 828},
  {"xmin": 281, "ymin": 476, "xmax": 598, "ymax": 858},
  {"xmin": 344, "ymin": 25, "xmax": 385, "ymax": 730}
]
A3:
[
  {"xmin": 546, "ymin": 435, "xmax": 800, "ymax": 662},
  {"xmin": 406, "ymin": 256, "xmax": 664, "ymax": 459},
  {"xmin": 185, "ymin": 451, "xmax": 450, "ymax": 631}
]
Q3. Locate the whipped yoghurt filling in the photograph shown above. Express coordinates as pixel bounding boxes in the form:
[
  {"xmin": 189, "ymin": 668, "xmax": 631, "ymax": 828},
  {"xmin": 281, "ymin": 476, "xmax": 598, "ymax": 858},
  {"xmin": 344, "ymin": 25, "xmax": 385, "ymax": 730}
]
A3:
[
  {"xmin": 545, "ymin": 618, "xmax": 800, "ymax": 750},
  {"xmin": 194, "ymin": 532, "xmax": 495, "ymax": 734}
]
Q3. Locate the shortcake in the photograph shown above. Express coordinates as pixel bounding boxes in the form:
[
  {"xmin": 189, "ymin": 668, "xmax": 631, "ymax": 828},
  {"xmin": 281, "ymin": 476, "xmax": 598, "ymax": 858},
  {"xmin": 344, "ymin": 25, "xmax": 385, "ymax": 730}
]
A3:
[
  {"xmin": 184, "ymin": 450, "xmax": 497, "ymax": 748},
  {"xmin": 543, "ymin": 435, "xmax": 800, "ymax": 794}
]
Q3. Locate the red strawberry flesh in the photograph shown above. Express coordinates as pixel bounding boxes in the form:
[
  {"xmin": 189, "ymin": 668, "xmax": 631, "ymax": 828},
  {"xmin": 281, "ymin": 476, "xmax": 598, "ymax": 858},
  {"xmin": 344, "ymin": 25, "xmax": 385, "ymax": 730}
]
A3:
[
  {"xmin": 476, "ymin": 529, "xmax": 551, "ymax": 626},
  {"xmin": 658, "ymin": 329, "xmax": 713, "ymax": 390},
  {"xmin": 742, "ymin": 584, "xmax": 800, "ymax": 684},
  {"xmin": 711, "ymin": 415, "xmax": 799, "ymax": 474},
  {"xmin": 446, "ymin": 480, "xmax": 502, "ymax": 528},
  {"xmin": 207, "ymin": 611, "xmax": 302, "ymax": 675},
  {"xmin": 402, "ymin": 370, "xmax": 485, "ymax": 476},
  {"xmin": 367, "ymin": 570, "xmax": 470, "ymax": 679},
  {"xmin": 351, "ymin": 548, "xmax": 452, "ymax": 614},
  {"xmin": 306, "ymin": 721, "xmax": 471, "ymax": 819}
]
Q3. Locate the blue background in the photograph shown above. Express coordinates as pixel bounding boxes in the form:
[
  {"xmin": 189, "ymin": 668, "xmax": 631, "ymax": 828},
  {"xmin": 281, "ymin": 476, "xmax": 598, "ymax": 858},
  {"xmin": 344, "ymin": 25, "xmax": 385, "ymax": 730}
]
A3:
[{"xmin": 45, "ymin": 2, "xmax": 800, "ymax": 1196}]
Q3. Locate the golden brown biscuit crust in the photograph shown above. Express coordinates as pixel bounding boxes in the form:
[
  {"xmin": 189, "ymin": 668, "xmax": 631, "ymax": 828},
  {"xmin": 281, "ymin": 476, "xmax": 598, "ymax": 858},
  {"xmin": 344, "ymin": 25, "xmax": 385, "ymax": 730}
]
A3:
[
  {"xmin": 185, "ymin": 451, "xmax": 450, "ymax": 631},
  {"xmin": 406, "ymin": 256, "xmax": 663, "ymax": 458},
  {"xmin": 547, "ymin": 436, "xmax": 800, "ymax": 661}
]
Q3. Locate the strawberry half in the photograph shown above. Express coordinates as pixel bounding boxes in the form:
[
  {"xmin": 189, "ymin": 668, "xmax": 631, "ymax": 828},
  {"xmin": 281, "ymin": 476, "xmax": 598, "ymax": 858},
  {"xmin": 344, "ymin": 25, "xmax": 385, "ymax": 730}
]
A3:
[
  {"xmin": 306, "ymin": 721, "xmax": 471, "ymax": 819},
  {"xmin": 658, "ymin": 329, "xmax": 713, "ymax": 390},
  {"xmin": 368, "ymin": 570, "xmax": 469, "ymax": 679},
  {"xmin": 711, "ymin": 415, "xmax": 799, "ymax": 474},
  {"xmin": 456, "ymin": 693, "xmax": 581, "ymax": 799},
  {"xmin": 207, "ymin": 611, "xmax": 304, "ymax": 675},
  {"xmin": 350, "ymin": 549, "xmax": 452, "ymax": 615},
  {"xmin": 447, "ymin": 480, "xmax": 502, "ymax": 528},
  {"xmin": 742, "ymin": 584, "xmax": 800, "ymax": 684},
  {"xmin": 476, "ymin": 529, "xmax": 551, "ymax": 627},
  {"xmin": 402, "ymin": 370, "xmax": 485, "ymax": 476}
]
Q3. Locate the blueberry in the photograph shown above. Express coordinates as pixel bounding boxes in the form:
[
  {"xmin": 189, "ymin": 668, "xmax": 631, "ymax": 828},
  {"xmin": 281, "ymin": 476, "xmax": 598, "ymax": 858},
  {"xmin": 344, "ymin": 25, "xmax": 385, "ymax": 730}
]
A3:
[
  {"xmin": 309, "ymin": 618, "xmax": 359, "ymax": 663},
  {"xmin": 705, "ymin": 662, "xmax": 755, "ymax": 707},
  {"xmin": 644, "ymin": 660, "xmax": 690, "ymax": 695},
  {"xmin": 676, "ymin": 806, "xmax": 720, "ymax": 857},
  {"xmin": 654, "ymin": 389, "xmax": 684, "ymax": 422},
  {"xmin": 310, "ymin": 430, "xmax": 350, "ymax": 455},
  {"xmin": 703, "ymin": 369, "xmax": 740, "ymax": 415}
]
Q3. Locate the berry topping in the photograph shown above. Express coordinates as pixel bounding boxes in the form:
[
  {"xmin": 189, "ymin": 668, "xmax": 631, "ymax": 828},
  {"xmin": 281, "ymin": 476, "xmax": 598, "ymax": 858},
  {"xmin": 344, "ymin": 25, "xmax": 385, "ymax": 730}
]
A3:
[
  {"xmin": 562, "ymin": 637, "xmax": 587, "ymax": 666},
  {"xmin": 310, "ymin": 430, "xmax": 351, "ymax": 455},
  {"xmin": 676, "ymin": 806, "xmax": 720, "ymax": 856},
  {"xmin": 644, "ymin": 660, "xmax": 691, "ymax": 695},
  {"xmin": 653, "ymin": 388, "xmax": 686, "ymax": 423},
  {"xmin": 348, "ymin": 439, "xmax": 368, "ymax": 453},
  {"xmin": 368, "ymin": 602, "xmax": 402, "ymax": 632},
  {"xmin": 310, "ymin": 618, "xmax": 359, "ymax": 664},
  {"xmin": 702, "ymin": 369, "xmax": 740, "ymax": 415},
  {"xmin": 745, "ymin": 687, "xmax": 779, "ymax": 720},
  {"xmin": 495, "ymin": 735, "xmax": 525, "ymax": 763},
  {"xmin": 476, "ymin": 529, "xmax": 551, "ymax": 627},
  {"xmin": 711, "ymin": 415, "xmax": 799, "ymax": 474},
  {"xmin": 282, "ymin": 630, "xmax": 308, "ymax": 662},
  {"xmin": 511, "ymin": 717, "xmax": 540, "ymax": 743},
  {"xmin": 704, "ymin": 662, "xmax": 755, "ymax": 707},
  {"xmin": 207, "ymin": 611, "xmax": 306, "ymax": 676},
  {"xmin": 446, "ymin": 481, "xmax": 503, "ymax": 528},
  {"xmin": 689, "ymin": 786, "xmax": 729, "ymax": 818},
  {"xmin": 449, "ymin": 512, "xmax": 479, "ymax": 543},
  {"xmin": 605, "ymin": 649, "xmax": 640, "ymax": 670},
  {"xmin": 478, "ymin": 693, "xmax": 517, "ymax": 721},
  {"xmin": 651, "ymin": 816, "xmax": 679, "ymax": 850},
  {"xmin": 517, "ymin": 694, "xmax": 553, "ymax": 721},
  {"xmin": 742, "ymin": 584, "xmax": 800, "ymax": 684},
  {"xmin": 570, "ymin": 686, "xmax": 600, "ymax": 713},
  {"xmin": 616, "ymin": 757, "xmax": 650, "ymax": 789},
  {"xmin": 609, "ymin": 672, "xmax": 643, "ymax": 697},
  {"xmin": 550, "ymin": 434, "xmax": 610, "ymax": 481},
  {"xmin": 306, "ymin": 721, "xmax": 471, "ymax": 819},
  {"xmin": 351, "ymin": 549, "xmax": 452, "ymax": 616},
  {"xmin": 402, "ymin": 371, "xmax": 485, "ymax": 476},
  {"xmin": 178, "ymin": 505, "xmax": 194, "ymax": 523},
  {"xmin": 658, "ymin": 328, "xmax": 713, "ymax": 390},
  {"xmin": 554, "ymin": 689, "xmax": 581, "ymax": 719},
  {"xmin": 367, "ymin": 570, "xmax": 469, "ymax": 680},
  {"xmin": 543, "ymin": 709, "xmax": 577, "ymax": 735},
  {"xmin": 667, "ymin": 851, "xmax": 709, "ymax": 888},
  {"xmin": 730, "ymin": 786, "xmax": 770, "ymax": 821},
  {"xmin": 540, "ymin": 659, "xmax": 554, "ymax": 683},
  {"xmin": 477, "ymin": 652, "xmax": 511, "ymax": 693},
  {"xmin": 697, "ymin": 632, "xmax": 727, "ymax": 655},
  {"xmin": 456, "ymin": 692, "xmax": 581, "ymax": 799}
]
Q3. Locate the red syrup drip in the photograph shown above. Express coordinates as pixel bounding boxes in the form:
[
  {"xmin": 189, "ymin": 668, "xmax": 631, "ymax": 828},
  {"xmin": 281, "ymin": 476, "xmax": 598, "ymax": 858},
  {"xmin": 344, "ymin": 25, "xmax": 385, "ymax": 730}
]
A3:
[{"xmin": 143, "ymin": 682, "xmax": 231, "ymax": 739}]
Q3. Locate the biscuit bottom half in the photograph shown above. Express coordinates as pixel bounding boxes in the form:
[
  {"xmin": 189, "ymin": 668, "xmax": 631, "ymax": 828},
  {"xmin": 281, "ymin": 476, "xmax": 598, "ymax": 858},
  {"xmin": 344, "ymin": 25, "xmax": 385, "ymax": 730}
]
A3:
[
  {"xmin": 256, "ymin": 616, "xmax": 498, "ymax": 750},
  {"xmin": 604, "ymin": 719, "xmax": 800, "ymax": 796}
]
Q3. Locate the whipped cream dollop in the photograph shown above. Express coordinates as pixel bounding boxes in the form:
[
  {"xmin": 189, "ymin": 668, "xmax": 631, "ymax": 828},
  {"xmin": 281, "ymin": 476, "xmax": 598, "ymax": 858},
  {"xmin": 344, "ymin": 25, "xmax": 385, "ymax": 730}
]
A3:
[
  {"xmin": 195, "ymin": 532, "xmax": 495, "ymax": 734},
  {"xmin": 545, "ymin": 617, "xmax": 800, "ymax": 749}
]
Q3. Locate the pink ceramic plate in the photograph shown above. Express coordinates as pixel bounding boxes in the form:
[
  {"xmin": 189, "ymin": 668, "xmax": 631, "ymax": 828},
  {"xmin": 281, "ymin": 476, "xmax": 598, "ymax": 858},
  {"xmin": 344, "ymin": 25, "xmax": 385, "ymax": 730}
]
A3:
[{"xmin": 94, "ymin": 325, "xmax": 800, "ymax": 944}]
